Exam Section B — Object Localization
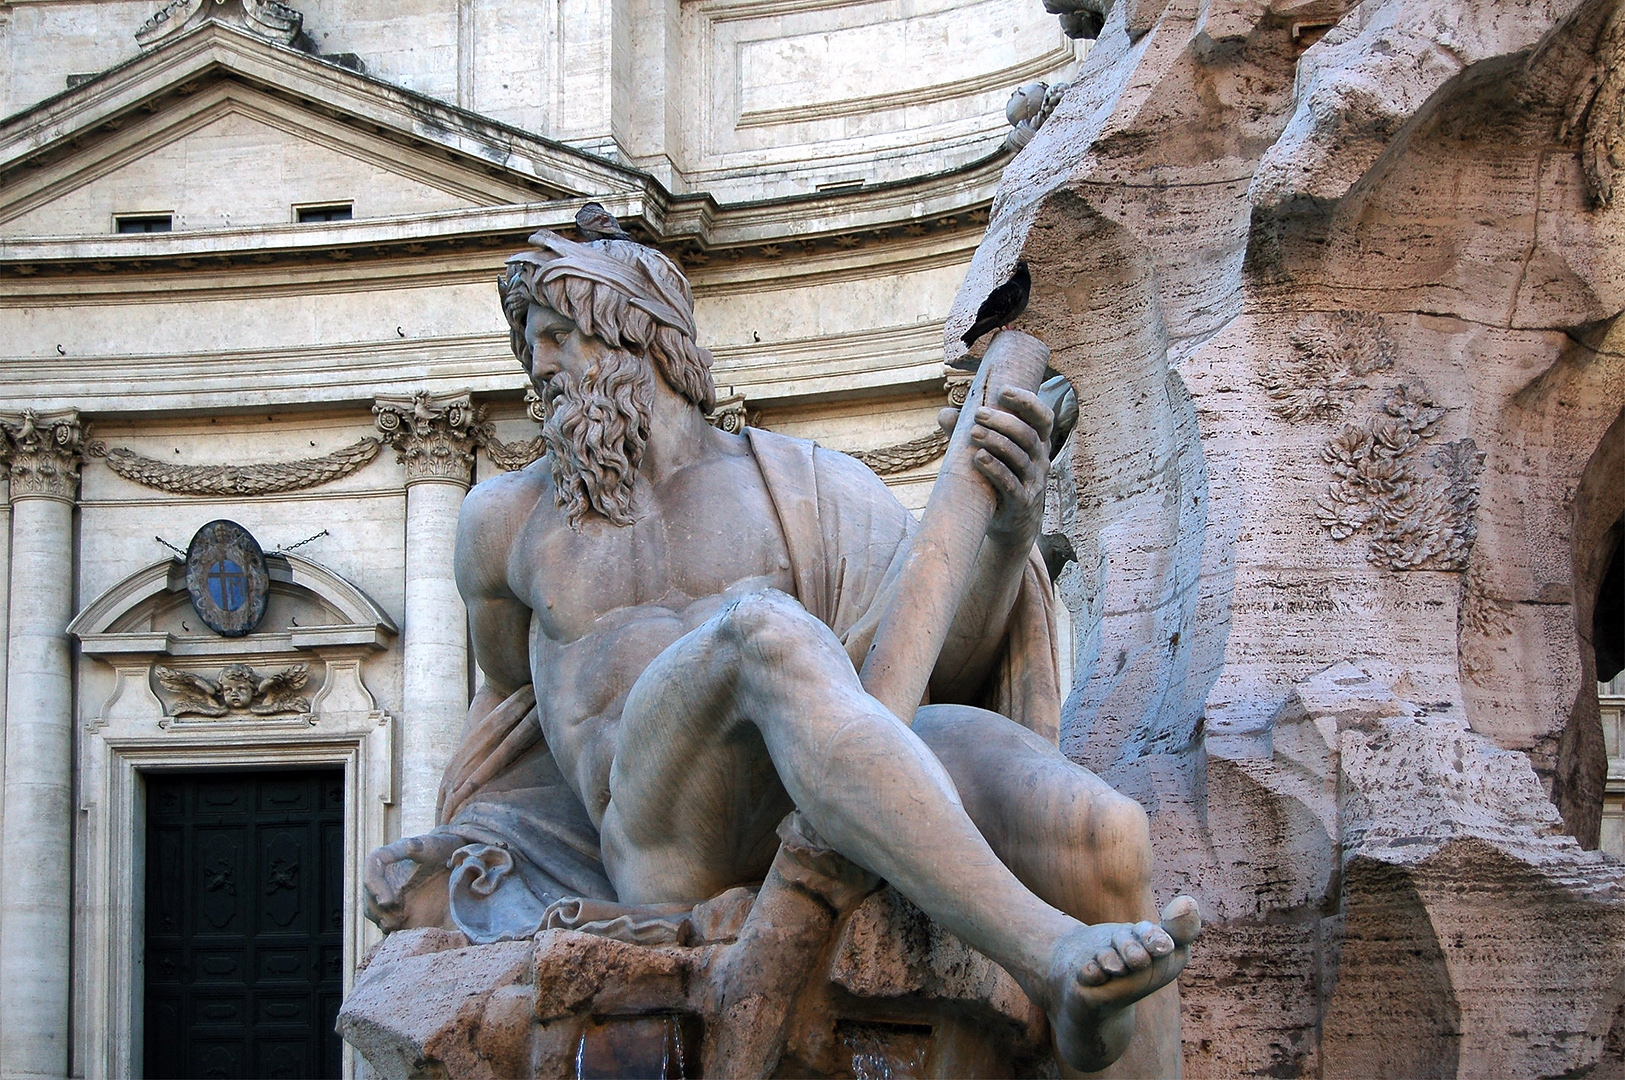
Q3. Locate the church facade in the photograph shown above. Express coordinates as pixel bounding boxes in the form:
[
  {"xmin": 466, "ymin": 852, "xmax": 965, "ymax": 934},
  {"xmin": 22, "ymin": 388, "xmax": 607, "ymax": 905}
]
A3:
[{"xmin": 0, "ymin": 1, "xmax": 1079, "ymax": 1074}]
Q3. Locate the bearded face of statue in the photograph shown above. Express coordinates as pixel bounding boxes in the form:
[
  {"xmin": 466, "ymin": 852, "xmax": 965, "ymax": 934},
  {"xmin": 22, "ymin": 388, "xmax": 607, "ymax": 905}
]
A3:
[{"xmin": 524, "ymin": 299, "xmax": 653, "ymax": 529}]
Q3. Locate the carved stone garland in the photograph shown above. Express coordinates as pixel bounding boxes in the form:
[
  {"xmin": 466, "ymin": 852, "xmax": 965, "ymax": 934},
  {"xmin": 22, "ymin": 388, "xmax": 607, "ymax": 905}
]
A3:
[
  {"xmin": 82, "ymin": 365, "xmax": 971, "ymax": 492},
  {"xmin": 481, "ymin": 388, "xmax": 548, "ymax": 472},
  {"xmin": 1314, "ymin": 381, "xmax": 1484, "ymax": 571},
  {"xmin": 847, "ymin": 372, "xmax": 972, "ymax": 476},
  {"xmin": 0, "ymin": 409, "xmax": 88, "ymax": 500},
  {"xmin": 851, "ymin": 430, "xmax": 950, "ymax": 475},
  {"xmin": 86, "ymin": 437, "xmax": 382, "ymax": 497}
]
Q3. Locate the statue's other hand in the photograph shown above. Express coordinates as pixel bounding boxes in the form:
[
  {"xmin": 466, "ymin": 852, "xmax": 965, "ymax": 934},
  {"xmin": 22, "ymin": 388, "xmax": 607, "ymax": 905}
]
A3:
[
  {"xmin": 939, "ymin": 385, "xmax": 1053, "ymax": 542},
  {"xmin": 362, "ymin": 831, "xmax": 464, "ymax": 932}
]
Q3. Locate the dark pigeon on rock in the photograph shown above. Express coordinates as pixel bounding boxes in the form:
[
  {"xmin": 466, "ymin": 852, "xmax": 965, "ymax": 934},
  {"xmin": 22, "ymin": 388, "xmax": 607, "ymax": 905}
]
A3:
[{"xmin": 961, "ymin": 260, "xmax": 1031, "ymax": 348}]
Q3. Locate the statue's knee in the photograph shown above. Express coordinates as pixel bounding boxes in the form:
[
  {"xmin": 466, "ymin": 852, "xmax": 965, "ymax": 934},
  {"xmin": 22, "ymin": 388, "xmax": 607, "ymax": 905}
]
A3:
[
  {"xmin": 1089, "ymin": 790, "xmax": 1153, "ymax": 895},
  {"xmin": 718, "ymin": 589, "xmax": 836, "ymax": 668}
]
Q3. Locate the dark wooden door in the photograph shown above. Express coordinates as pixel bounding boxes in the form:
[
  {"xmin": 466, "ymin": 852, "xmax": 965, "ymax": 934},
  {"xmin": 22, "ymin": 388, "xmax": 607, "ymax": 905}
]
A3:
[{"xmin": 144, "ymin": 769, "xmax": 345, "ymax": 1079}]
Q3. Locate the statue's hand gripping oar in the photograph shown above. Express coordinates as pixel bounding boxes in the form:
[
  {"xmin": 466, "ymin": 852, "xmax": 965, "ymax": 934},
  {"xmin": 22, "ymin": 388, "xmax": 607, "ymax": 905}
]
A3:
[{"xmin": 858, "ymin": 329, "xmax": 1052, "ymax": 724}]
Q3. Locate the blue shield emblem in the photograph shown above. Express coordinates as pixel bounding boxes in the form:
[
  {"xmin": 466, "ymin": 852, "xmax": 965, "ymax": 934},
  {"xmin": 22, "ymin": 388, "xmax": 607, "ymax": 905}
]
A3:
[{"xmin": 184, "ymin": 521, "xmax": 268, "ymax": 636}]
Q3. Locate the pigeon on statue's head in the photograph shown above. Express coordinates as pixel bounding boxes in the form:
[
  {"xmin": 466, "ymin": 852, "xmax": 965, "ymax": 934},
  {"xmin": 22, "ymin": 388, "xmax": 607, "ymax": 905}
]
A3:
[{"xmin": 575, "ymin": 202, "xmax": 633, "ymax": 242}]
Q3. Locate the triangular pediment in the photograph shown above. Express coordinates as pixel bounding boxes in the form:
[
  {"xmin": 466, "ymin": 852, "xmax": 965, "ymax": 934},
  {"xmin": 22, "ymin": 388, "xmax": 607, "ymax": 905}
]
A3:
[{"xmin": 0, "ymin": 21, "xmax": 642, "ymax": 233}]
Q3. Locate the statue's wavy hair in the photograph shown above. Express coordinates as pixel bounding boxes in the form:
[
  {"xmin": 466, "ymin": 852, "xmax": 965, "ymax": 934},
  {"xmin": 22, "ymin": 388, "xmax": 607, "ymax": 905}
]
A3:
[{"xmin": 498, "ymin": 242, "xmax": 717, "ymax": 412}]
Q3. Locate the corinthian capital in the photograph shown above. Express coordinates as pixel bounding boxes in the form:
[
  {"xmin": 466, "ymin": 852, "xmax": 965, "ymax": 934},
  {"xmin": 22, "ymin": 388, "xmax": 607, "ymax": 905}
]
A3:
[
  {"xmin": 0, "ymin": 408, "xmax": 86, "ymax": 502},
  {"xmin": 372, "ymin": 391, "xmax": 482, "ymax": 486}
]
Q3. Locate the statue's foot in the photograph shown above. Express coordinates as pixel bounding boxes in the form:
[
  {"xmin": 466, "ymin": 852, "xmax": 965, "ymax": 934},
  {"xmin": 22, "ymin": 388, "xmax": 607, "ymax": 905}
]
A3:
[{"xmin": 1045, "ymin": 896, "xmax": 1200, "ymax": 1073}]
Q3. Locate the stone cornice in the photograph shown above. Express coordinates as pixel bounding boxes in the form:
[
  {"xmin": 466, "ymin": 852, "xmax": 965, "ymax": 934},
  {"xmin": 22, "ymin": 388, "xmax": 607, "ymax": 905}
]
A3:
[
  {"xmin": 0, "ymin": 22, "xmax": 638, "ymax": 198},
  {"xmin": 0, "ymin": 317, "xmax": 955, "ymax": 414},
  {"xmin": 372, "ymin": 391, "xmax": 481, "ymax": 486},
  {"xmin": 0, "ymin": 17, "xmax": 1006, "ymax": 279},
  {"xmin": 0, "ymin": 178, "xmax": 996, "ymax": 281},
  {"xmin": 0, "ymin": 408, "xmax": 87, "ymax": 501}
]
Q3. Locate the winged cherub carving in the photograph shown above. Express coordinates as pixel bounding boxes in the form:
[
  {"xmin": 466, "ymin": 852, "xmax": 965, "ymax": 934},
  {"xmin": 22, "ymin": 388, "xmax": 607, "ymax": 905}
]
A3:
[{"xmin": 155, "ymin": 663, "xmax": 312, "ymax": 717}]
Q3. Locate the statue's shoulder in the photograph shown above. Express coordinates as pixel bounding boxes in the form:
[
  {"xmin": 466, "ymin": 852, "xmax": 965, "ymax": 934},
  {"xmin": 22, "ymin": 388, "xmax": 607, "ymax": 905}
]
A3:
[
  {"xmin": 460, "ymin": 463, "xmax": 553, "ymax": 537},
  {"xmin": 467, "ymin": 460, "xmax": 551, "ymax": 509}
]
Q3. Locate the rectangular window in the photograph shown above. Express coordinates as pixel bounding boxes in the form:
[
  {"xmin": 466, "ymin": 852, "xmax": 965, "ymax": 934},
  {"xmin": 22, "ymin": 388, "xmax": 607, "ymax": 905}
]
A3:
[
  {"xmin": 115, "ymin": 215, "xmax": 172, "ymax": 233},
  {"xmin": 297, "ymin": 203, "xmax": 353, "ymax": 223}
]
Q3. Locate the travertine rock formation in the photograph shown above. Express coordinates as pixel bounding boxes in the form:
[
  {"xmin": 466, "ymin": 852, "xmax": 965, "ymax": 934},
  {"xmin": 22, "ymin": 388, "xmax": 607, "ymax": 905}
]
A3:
[
  {"xmin": 341, "ymin": 842, "xmax": 1053, "ymax": 1079},
  {"xmin": 951, "ymin": 0, "xmax": 1625, "ymax": 1075}
]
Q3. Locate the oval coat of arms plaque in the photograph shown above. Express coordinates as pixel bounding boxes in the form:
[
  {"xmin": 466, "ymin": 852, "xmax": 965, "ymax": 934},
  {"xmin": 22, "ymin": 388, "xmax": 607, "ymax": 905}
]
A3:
[{"xmin": 184, "ymin": 520, "xmax": 269, "ymax": 637}]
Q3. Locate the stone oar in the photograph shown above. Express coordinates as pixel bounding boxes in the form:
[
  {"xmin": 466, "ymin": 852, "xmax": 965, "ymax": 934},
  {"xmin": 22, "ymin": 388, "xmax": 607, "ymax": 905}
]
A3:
[{"xmin": 858, "ymin": 329, "xmax": 1052, "ymax": 724}]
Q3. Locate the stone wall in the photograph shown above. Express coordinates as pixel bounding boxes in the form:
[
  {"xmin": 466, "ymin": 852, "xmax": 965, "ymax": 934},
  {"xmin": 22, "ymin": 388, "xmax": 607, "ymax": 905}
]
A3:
[
  {"xmin": 954, "ymin": 0, "xmax": 1625, "ymax": 1074},
  {"xmin": 0, "ymin": 0, "xmax": 1078, "ymax": 198}
]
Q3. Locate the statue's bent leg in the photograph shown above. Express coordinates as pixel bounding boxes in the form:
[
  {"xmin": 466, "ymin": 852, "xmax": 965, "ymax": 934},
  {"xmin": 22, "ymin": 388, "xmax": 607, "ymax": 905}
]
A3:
[
  {"xmin": 915, "ymin": 704, "xmax": 1184, "ymax": 1079},
  {"xmin": 600, "ymin": 589, "xmax": 1194, "ymax": 1073}
]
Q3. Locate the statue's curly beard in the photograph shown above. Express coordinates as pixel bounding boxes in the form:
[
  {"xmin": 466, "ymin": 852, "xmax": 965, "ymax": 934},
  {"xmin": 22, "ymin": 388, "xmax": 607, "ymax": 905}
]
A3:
[{"xmin": 541, "ymin": 348, "xmax": 653, "ymax": 529}]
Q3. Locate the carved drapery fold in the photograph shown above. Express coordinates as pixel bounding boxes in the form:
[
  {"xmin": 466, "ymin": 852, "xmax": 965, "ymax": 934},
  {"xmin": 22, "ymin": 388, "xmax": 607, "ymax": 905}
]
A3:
[
  {"xmin": 1563, "ymin": 0, "xmax": 1625, "ymax": 206},
  {"xmin": 374, "ymin": 392, "xmax": 482, "ymax": 486},
  {"xmin": 0, "ymin": 409, "xmax": 86, "ymax": 502},
  {"xmin": 85, "ymin": 437, "xmax": 382, "ymax": 496}
]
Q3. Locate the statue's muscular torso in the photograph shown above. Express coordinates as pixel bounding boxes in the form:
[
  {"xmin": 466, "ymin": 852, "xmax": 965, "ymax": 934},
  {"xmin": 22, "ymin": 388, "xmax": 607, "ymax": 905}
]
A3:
[{"xmin": 459, "ymin": 433, "xmax": 794, "ymax": 828}]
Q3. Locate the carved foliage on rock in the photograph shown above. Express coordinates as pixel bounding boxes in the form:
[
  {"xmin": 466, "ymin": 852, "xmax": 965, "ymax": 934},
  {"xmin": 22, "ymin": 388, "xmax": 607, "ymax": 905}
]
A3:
[
  {"xmin": 0, "ymin": 408, "xmax": 87, "ymax": 500},
  {"xmin": 374, "ymin": 391, "xmax": 482, "ymax": 484},
  {"xmin": 1315, "ymin": 382, "xmax": 1484, "ymax": 571},
  {"xmin": 85, "ymin": 437, "xmax": 382, "ymax": 496},
  {"xmin": 1263, "ymin": 311, "xmax": 1397, "ymax": 422},
  {"xmin": 1459, "ymin": 567, "xmax": 1516, "ymax": 687}
]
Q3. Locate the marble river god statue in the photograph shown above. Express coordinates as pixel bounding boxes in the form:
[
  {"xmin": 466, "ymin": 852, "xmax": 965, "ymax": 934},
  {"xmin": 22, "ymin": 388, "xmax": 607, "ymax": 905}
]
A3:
[{"xmin": 358, "ymin": 222, "xmax": 1199, "ymax": 1076}]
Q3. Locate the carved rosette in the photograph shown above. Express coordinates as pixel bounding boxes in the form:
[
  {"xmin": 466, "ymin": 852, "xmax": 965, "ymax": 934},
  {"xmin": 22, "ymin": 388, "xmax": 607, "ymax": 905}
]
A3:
[
  {"xmin": 373, "ymin": 392, "xmax": 482, "ymax": 486},
  {"xmin": 0, "ymin": 408, "xmax": 87, "ymax": 502}
]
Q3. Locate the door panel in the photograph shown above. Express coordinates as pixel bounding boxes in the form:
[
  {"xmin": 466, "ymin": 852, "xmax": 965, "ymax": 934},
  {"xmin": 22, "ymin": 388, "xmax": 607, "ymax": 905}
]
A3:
[{"xmin": 144, "ymin": 770, "xmax": 344, "ymax": 1080}]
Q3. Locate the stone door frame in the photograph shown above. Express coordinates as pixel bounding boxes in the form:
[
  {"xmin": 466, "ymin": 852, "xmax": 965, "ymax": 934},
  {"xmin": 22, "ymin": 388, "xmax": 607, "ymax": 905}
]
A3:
[{"xmin": 70, "ymin": 555, "xmax": 397, "ymax": 1079}]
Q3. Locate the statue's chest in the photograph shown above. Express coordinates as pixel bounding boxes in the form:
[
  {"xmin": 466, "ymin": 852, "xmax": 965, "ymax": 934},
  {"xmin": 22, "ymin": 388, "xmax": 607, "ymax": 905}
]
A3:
[{"xmin": 517, "ymin": 476, "xmax": 792, "ymax": 640}]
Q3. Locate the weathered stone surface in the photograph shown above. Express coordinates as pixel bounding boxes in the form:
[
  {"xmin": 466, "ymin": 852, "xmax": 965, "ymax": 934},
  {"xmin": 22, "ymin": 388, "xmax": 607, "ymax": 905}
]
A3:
[
  {"xmin": 957, "ymin": 0, "xmax": 1625, "ymax": 1074},
  {"xmin": 339, "ymin": 929, "xmax": 531, "ymax": 1080},
  {"xmin": 341, "ymin": 883, "xmax": 1056, "ymax": 1080}
]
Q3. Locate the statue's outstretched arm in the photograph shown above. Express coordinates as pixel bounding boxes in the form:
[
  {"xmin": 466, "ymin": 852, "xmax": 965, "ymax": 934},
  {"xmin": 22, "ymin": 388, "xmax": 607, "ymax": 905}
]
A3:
[{"xmin": 931, "ymin": 384, "xmax": 1055, "ymax": 701}]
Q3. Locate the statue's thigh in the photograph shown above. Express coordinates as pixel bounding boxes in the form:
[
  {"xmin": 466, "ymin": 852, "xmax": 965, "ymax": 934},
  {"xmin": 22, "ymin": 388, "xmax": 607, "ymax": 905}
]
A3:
[
  {"xmin": 604, "ymin": 720, "xmax": 792, "ymax": 904},
  {"xmin": 914, "ymin": 704, "xmax": 1125, "ymax": 884},
  {"xmin": 601, "ymin": 622, "xmax": 795, "ymax": 903}
]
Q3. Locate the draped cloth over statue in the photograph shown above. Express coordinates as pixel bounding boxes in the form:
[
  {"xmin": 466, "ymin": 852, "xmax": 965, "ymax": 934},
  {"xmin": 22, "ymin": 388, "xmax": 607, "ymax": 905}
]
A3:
[{"xmin": 432, "ymin": 427, "xmax": 1063, "ymax": 943}]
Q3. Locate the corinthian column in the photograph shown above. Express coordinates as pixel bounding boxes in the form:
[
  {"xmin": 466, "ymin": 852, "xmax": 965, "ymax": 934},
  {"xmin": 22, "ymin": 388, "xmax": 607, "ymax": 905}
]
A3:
[
  {"xmin": 0, "ymin": 409, "xmax": 85, "ymax": 1080},
  {"xmin": 374, "ymin": 392, "xmax": 481, "ymax": 836}
]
